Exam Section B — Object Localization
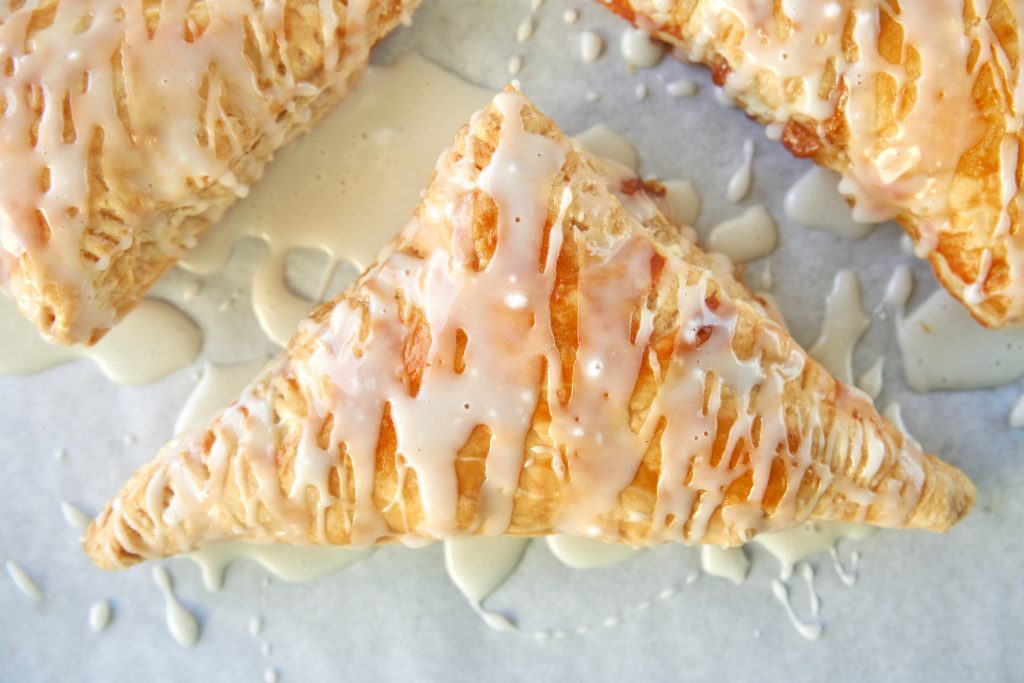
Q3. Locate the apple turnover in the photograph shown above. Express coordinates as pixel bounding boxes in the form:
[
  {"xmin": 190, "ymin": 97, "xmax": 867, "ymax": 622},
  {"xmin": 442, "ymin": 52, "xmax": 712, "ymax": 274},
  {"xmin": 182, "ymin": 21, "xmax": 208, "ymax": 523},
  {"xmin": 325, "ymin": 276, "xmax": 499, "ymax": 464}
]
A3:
[
  {"xmin": 84, "ymin": 88, "xmax": 974, "ymax": 569},
  {"xmin": 597, "ymin": 0, "xmax": 1024, "ymax": 328},
  {"xmin": 0, "ymin": 0, "xmax": 418, "ymax": 344}
]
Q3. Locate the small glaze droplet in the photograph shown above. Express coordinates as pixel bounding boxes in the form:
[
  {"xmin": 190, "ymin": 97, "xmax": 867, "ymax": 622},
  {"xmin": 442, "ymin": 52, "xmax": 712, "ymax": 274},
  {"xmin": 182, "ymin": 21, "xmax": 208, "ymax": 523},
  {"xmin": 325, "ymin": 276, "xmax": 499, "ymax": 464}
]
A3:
[
  {"xmin": 60, "ymin": 501, "xmax": 91, "ymax": 531},
  {"xmin": 516, "ymin": 17, "xmax": 534, "ymax": 43},
  {"xmin": 856, "ymin": 357, "xmax": 885, "ymax": 400},
  {"xmin": 706, "ymin": 205, "xmax": 778, "ymax": 264},
  {"xmin": 726, "ymin": 139, "xmax": 755, "ymax": 203},
  {"xmin": 666, "ymin": 80, "xmax": 697, "ymax": 97},
  {"xmin": 580, "ymin": 30, "xmax": 603, "ymax": 63},
  {"xmin": 5, "ymin": 561, "xmax": 42, "ymax": 601},
  {"xmin": 620, "ymin": 27, "xmax": 664, "ymax": 68},
  {"xmin": 89, "ymin": 600, "xmax": 113, "ymax": 634},
  {"xmin": 152, "ymin": 566, "xmax": 200, "ymax": 647}
]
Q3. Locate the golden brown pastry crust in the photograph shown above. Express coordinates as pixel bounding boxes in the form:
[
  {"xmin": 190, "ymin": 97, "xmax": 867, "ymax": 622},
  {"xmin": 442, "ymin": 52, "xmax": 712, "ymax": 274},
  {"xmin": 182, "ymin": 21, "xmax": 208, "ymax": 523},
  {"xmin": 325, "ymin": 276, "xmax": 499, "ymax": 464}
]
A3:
[
  {"xmin": 0, "ymin": 0, "xmax": 418, "ymax": 344},
  {"xmin": 598, "ymin": 0, "xmax": 1024, "ymax": 329},
  {"xmin": 84, "ymin": 88, "xmax": 973, "ymax": 570}
]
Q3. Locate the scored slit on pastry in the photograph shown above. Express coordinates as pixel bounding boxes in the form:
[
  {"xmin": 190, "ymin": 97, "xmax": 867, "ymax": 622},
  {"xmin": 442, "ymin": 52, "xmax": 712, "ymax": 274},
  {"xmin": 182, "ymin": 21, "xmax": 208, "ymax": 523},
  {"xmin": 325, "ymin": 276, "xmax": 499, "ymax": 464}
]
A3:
[
  {"xmin": 0, "ymin": 0, "xmax": 419, "ymax": 345},
  {"xmin": 595, "ymin": 0, "xmax": 1024, "ymax": 329},
  {"xmin": 84, "ymin": 87, "xmax": 974, "ymax": 569}
]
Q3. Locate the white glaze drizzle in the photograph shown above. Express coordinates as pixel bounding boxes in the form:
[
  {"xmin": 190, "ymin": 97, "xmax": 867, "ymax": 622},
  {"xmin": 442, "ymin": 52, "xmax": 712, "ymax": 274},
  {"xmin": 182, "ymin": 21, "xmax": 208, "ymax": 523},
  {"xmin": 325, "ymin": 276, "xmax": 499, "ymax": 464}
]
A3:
[
  {"xmin": 545, "ymin": 536, "xmax": 644, "ymax": 569},
  {"xmin": 726, "ymin": 139, "xmax": 755, "ymax": 203},
  {"xmin": 249, "ymin": 616, "xmax": 265, "ymax": 637},
  {"xmin": 620, "ymin": 27, "xmax": 664, "ymax": 68},
  {"xmin": 60, "ymin": 501, "xmax": 91, "ymax": 532},
  {"xmin": 856, "ymin": 357, "xmax": 885, "ymax": 401},
  {"xmin": 5, "ymin": 561, "xmax": 42, "ymax": 601},
  {"xmin": 808, "ymin": 270, "xmax": 869, "ymax": 385},
  {"xmin": 771, "ymin": 578, "xmax": 823, "ymax": 641},
  {"xmin": 188, "ymin": 542, "xmax": 374, "ymax": 593},
  {"xmin": 1010, "ymin": 389, "xmax": 1024, "ymax": 429},
  {"xmin": 580, "ymin": 30, "xmax": 604, "ymax": 63},
  {"xmin": 0, "ymin": 0, "xmax": 381, "ymax": 342},
  {"xmin": 517, "ymin": 17, "xmax": 535, "ymax": 43},
  {"xmin": 88, "ymin": 600, "xmax": 113, "ymax": 634},
  {"xmin": 661, "ymin": 179, "xmax": 701, "ymax": 226},
  {"xmin": 759, "ymin": 259, "xmax": 774, "ymax": 291},
  {"xmin": 666, "ymin": 80, "xmax": 698, "ymax": 98},
  {"xmin": 829, "ymin": 545, "xmax": 861, "ymax": 587},
  {"xmin": 700, "ymin": 545, "xmax": 749, "ymax": 585},
  {"xmin": 887, "ymin": 276, "xmax": 1024, "ymax": 391},
  {"xmin": 0, "ymin": 297, "xmax": 200, "ymax": 384},
  {"xmin": 152, "ymin": 566, "xmax": 199, "ymax": 647},
  {"xmin": 883, "ymin": 264, "xmax": 914, "ymax": 308},
  {"xmin": 800, "ymin": 562, "xmax": 820, "ymax": 618},
  {"xmin": 573, "ymin": 125, "xmax": 640, "ymax": 170},
  {"xmin": 784, "ymin": 168, "xmax": 874, "ymax": 240},
  {"xmin": 444, "ymin": 536, "xmax": 529, "ymax": 628},
  {"xmin": 706, "ymin": 205, "xmax": 778, "ymax": 263},
  {"xmin": 174, "ymin": 360, "xmax": 270, "ymax": 436},
  {"xmin": 563, "ymin": 10, "xmax": 579, "ymax": 24},
  {"xmin": 882, "ymin": 402, "xmax": 920, "ymax": 447},
  {"xmin": 754, "ymin": 521, "xmax": 873, "ymax": 581},
  {"xmin": 176, "ymin": 353, "xmax": 377, "ymax": 590}
]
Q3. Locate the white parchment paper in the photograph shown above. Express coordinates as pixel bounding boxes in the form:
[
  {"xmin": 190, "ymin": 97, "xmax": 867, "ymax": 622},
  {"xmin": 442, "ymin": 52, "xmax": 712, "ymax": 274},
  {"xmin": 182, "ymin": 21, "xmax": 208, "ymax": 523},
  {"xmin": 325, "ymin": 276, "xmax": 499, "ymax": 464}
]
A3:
[{"xmin": 1, "ymin": 2, "xmax": 1021, "ymax": 681}]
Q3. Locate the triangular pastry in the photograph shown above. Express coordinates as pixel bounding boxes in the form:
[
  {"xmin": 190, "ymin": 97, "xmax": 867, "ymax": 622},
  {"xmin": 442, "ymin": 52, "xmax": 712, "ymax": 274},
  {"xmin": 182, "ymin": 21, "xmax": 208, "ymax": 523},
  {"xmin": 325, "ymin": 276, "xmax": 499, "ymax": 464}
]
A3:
[
  {"xmin": 0, "ymin": 0, "xmax": 419, "ymax": 344},
  {"xmin": 597, "ymin": 0, "xmax": 1024, "ymax": 328},
  {"xmin": 84, "ymin": 87, "xmax": 974, "ymax": 569}
]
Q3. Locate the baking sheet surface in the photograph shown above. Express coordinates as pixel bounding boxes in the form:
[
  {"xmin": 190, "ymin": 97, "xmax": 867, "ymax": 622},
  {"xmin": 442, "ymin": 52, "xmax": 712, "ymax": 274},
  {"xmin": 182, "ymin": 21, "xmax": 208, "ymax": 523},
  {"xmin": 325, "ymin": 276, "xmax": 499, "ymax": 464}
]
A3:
[{"xmin": 0, "ymin": 2, "xmax": 1021, "ymax": 681}]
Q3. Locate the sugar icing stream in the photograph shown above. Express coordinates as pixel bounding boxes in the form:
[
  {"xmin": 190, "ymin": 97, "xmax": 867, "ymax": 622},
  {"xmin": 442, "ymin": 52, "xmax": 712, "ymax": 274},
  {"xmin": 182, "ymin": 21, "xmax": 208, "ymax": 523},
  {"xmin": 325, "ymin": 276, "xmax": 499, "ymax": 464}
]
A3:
[
  {"xmin": 726, "ymin": 139, "xmax": 755, "ymax": 203},
  {"xmin": 5, "ymin": 561, "xmax": 42, "ymax": 602},
  {"xmin": 0, "ymin": 297, "xmax": 200, "ymax": 384},
  {"xmin": 152, "ymin": 566, "xmax": 199, "ymax": 648}
]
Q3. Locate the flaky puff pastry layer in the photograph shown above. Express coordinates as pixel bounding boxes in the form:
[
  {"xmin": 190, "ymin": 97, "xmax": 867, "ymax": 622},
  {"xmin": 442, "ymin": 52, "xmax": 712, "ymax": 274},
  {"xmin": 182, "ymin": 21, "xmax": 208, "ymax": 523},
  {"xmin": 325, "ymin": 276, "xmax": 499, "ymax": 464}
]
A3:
[
  {"xmin": 85, "ymin": 87, "xmax": 974, "ymax": 570},
  {"xmin": 598, "ymin": 0, "xmax": 1024, "ymax": 328},
  {"xmin": 0, "ymin": 0, "xmax": 418, "ymax": 345}
]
